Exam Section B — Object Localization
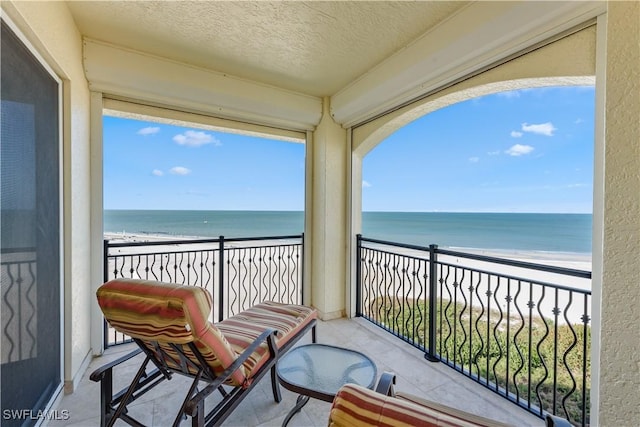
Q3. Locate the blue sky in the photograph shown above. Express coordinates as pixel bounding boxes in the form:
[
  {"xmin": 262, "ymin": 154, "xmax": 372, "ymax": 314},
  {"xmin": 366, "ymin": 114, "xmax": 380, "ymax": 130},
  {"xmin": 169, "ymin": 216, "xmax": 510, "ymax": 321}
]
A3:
[
  {"xmin": 104, "ymin": 86, "xmax": 594, "ymax": 213},
  {"xmin": 103, "ymin": 120, "xmax": 306, "ymax": 210}
]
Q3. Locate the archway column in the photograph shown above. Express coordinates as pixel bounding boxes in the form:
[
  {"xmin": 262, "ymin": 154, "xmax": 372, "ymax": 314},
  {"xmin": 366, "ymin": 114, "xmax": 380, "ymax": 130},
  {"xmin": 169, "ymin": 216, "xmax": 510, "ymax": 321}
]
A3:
[{"xmin": 306, "ymin": 98, "xmax": 348, "ymax": 319}]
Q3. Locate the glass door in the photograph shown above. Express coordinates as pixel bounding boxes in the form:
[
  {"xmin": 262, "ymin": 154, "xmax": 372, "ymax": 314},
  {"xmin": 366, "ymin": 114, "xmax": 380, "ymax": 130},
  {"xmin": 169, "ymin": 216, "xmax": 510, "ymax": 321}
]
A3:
[{"xmin": 1, "ymin": 20, "xmax": 61, "ymax": 426}]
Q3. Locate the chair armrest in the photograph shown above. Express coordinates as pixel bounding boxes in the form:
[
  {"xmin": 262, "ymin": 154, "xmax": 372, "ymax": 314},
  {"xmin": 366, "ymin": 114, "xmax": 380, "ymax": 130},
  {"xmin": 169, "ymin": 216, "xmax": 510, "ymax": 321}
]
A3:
[
  {"xmin": 184, "ymin": 328, "xmax": 278, "ymax": 416},
  {"xmin": 375, "ymin": 372, "xmax": 396, "ymax": 396},
  {"xmin": 90, "ymin": 348, "xmax": 142, "ymax": 382}
]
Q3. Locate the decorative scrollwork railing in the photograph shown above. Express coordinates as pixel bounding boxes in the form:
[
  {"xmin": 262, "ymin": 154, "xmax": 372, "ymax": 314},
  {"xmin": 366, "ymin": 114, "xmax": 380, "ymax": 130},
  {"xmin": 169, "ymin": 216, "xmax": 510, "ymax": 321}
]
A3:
[
  {"xmin": 1, "ymin": 248, "xmax": 38, "ymax": 364},
  {"xmin": 356, "ymin": 235, "xmax": 591, "ymax": 427},
  {"xmin": 103, "ymin": 235, "xmax": 303, "ymax": 347}
]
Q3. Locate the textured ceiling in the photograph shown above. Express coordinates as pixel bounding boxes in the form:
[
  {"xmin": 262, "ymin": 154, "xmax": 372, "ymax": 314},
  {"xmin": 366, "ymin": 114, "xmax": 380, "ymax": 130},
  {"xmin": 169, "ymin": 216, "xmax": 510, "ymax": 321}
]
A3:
[{"xmin": 66, "ymin": 1, "xmax": 469, "ymax": 97}]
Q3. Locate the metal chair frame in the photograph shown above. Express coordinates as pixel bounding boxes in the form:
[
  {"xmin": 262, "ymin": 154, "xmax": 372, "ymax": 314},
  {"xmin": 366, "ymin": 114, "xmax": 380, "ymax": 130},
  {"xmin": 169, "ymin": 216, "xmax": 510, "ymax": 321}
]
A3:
[{"xmin": 90, "ymin": 321, "xmax": 317, "ymax": 427}]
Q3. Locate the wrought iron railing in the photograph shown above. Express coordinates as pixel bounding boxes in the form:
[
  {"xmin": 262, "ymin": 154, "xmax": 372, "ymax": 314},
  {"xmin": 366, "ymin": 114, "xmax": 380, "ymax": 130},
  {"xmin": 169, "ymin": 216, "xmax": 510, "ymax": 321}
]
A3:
[
  {"xmin": 1, "ymin": 248, "xmax": 38, "ymax": 364},
  {"xmin": 103, "ymin": 234, "xmax": 304, "ymax": 347},
  {"xmin": 356, "ymin": 235, "xmax": 591, "ymax": 427}
]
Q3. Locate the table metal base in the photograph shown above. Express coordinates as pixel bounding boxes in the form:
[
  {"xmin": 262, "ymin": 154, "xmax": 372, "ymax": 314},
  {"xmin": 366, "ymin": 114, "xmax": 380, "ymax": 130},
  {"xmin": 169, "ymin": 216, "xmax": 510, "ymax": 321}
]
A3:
[{"xmin": 282, "ymin": 394, "xmax": 310, "ymax": 427}]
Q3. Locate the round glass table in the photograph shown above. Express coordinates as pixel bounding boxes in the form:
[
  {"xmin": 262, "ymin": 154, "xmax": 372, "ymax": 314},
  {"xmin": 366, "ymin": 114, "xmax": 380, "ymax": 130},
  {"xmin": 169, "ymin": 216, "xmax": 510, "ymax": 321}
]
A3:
[{"xmin": 276, "ymin": 343, "xmax": 377, "ymax": 426}]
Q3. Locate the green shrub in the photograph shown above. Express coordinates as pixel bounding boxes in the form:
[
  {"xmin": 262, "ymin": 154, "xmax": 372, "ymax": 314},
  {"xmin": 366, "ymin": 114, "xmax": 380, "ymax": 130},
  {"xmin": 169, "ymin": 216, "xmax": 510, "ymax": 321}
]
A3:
[{"xmin": 366, "ymin": 297, "xmax": 590, "ymax": 425}]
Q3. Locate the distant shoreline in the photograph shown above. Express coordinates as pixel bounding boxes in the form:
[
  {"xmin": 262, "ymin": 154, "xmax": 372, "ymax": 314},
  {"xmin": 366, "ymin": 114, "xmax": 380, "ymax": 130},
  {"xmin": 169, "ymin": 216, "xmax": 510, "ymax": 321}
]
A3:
[{"xmin": 104, "ymin": 231, "xmax": 591, "ymax": 266}]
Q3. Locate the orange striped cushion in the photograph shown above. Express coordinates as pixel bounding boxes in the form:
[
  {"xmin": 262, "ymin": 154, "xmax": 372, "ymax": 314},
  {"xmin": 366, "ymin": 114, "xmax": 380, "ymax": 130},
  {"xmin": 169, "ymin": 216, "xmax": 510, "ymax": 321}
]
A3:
[
  {"xmin": 97, "ymin": 279, "xmax": 317, "ymax": 388},
  {"xmin": 329, "ymin": 384, "xmax": 511, "ymax": 427},
  {"xmin": 218, "ymin": 301, "xmax": 317, "ymax": 381},
  {"xmin": 97, "ymin": 279, "xmax": 245, "ymax": 385},
  {"xmin": 97, "ymin": 279, "xmax": 213, "ymax": 343}
]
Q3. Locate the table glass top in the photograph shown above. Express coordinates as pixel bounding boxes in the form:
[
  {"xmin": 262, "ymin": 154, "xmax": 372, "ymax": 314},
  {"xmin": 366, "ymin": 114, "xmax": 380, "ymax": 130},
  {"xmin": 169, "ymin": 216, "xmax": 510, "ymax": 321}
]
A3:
[{"xmin": 276, "ymin": 344, "xmax": 376, "ymax": 398}]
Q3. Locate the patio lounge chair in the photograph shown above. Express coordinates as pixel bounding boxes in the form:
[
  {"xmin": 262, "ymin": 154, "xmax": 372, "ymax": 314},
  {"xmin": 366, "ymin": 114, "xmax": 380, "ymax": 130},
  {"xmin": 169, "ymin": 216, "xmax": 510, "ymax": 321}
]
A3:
[
  {"xmin": 329, "ymin": 372, "xmax": 514, "ymax": 427},
  {"xmin": 329, "ymin": 372, "xmax": 574, "ymax": 426},
  {"xmin": 90, "ymin": 278, "xmax": 317, "ymax": 427}
]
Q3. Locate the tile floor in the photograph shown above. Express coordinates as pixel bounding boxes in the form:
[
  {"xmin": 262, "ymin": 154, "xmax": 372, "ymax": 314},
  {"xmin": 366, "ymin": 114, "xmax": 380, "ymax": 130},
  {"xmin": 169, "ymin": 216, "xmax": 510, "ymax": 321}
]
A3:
[{"xmin": 48, "ymin": 318, "xmax": 544, "ymax": 426}]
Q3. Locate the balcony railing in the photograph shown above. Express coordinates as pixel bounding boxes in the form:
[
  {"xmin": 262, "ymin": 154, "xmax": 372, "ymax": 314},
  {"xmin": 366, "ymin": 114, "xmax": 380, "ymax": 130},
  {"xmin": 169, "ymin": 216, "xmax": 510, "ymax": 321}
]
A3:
[
  {"xmin": 356, "ymin": 235, "xmax": 591, "ymax": 427},
  {"xmin": 103, "ymin": 234, "xmax": 304, "ymax": 347},
  {"xmin": 1, "ymin": 248, "xmax": 38, "ymax": 364},
  {"xmin": 101, "ymin": 232, "xmax": 591, "ymax": 425}
]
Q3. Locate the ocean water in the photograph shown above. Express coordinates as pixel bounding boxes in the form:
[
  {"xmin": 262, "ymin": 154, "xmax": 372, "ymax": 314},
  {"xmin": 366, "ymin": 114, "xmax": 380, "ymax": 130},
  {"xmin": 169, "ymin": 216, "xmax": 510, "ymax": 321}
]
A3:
[
  {"xmin": 362, "ymin": 212, "xmax": 591, "ymax": 254},
  {"xmin": 104, "ymin": 210, "xmax": 304, "ymax": 239},
  {"xmin": 104, "ymin": 210, "xmax": 592, "ymax": 255}
]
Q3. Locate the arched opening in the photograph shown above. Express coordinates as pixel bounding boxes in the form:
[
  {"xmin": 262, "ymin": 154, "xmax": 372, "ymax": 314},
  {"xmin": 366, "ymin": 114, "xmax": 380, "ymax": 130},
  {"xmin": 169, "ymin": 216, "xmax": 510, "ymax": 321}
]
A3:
[
  {"xmin": 350, "ymin": 79, "xmax": 596, "ymax": 424},
  {"xmin": 350, "ymin": 27, "xmax": 602, "ymax": 423}
]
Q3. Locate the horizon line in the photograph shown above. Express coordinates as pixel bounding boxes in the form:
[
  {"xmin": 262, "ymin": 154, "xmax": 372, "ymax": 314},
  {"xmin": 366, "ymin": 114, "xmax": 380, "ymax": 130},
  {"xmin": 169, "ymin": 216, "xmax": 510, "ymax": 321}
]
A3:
[{"xmin": 103, "ymin": 208, "xmax": 592, "ymax": 215}]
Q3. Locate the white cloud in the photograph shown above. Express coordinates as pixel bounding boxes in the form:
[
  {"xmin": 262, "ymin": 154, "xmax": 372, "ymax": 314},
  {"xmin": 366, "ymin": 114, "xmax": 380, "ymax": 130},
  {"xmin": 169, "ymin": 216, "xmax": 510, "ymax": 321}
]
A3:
[
  {"xmin": 362, "ymin": 180, "xmax": 372, "ymax": 188},
  {"xmin": 152, "ymin": 169, "xmax": 164, "ymax": 176},
  {"xmin": 510, "ymin": 131, "xmax": 523, "ymax": 138},
  {"xmin": 170, "ymin": 166, "xmax": 191, "ymax": 175},
  {"xmin": 488, "ymin": 150, "xmax": 501, "ymax": 156},
  {"xmin": 469, "ymin": 157, "xmax": 479, "ymax": 163},
  {"xmin": 173, "ymin": 130, "xmax": 221, "ymax": 147},
  {"xmin": 137, "ymin": 126, "xmax": 160, "ymax": 136},
  {"xmin": 521, "ymin": 122, "xmax": 557, "ymax": 136},
  {"xmin": 575, "ymin": 118, "xmax": 584, "ymax": 124},
  {"xmin": 505, "ymin": 144, "xmax": 534, "ymax": 156}
]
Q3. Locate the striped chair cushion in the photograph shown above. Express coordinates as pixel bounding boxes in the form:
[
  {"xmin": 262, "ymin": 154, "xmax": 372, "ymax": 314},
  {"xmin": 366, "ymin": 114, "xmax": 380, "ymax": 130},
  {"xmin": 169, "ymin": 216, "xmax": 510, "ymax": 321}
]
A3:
[
  {"xmin": 97, "ymin": 279, "xmax": 244, "ymax": 384},
  {"xmin": 329, "ymin": 384, "xmax": 512, "ymax": 427},
  {"xmin": 97, "ymin": 279, "xmax": 316, "ymax": 388},
  {"xmin": 218, "ymin": 301, "xmax": 317, "ymax": 381}
]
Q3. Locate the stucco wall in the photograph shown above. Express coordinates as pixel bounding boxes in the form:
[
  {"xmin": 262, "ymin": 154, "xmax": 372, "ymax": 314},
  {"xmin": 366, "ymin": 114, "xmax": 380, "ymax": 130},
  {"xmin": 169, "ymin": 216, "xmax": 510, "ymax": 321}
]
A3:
[
  {"xmin": 2, "ymin": 1, "xmax": 93, "ymax": 392},
  {"xmin": 599, "ymin": 2, "xmax": 640, "ymax": 425}
]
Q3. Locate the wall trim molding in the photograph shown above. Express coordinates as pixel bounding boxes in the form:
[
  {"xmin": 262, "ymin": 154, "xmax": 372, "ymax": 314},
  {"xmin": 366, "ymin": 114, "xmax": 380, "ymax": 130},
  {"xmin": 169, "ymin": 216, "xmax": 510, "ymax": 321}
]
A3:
[{"xmin": 64, "ymin": 349, "xmax": 93, "ymax": 394}]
